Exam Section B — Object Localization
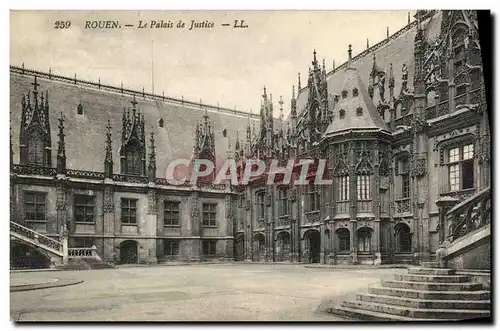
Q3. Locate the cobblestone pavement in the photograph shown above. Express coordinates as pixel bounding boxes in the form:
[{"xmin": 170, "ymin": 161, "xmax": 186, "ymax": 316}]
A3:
[{"xmin": 10, "ymin": 264, "xmax": 400, "ymax": 322}]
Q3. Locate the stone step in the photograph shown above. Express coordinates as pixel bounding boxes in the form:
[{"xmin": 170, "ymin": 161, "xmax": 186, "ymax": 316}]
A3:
[
  {"xmin": 408, "ymin": 267, "xmax": 456, "ymax": 275},
  {"xmin": 369, "ymin": 285, "xmax": 490, "ymax": 300},
  {"xmin": 357, "ymin": 293, "xmax": 491, "ymax": 310},
  {"xmin": 327, "ymin": 306, "xmax": 432, "ymax": 321},
  {"xmin": 394, "ymin": 273, "xmax": 471, "ymax": 283},
  {"xmin": 341, "ymin": 300, "xmax": 490, "ymax": 320},
  {"xmin": 420, "ymin": 262, "xmax": 440, "ymax": 268},
  {"xmin": 381, "ymin": 280, "xmax": 483, "ymax": 291}
]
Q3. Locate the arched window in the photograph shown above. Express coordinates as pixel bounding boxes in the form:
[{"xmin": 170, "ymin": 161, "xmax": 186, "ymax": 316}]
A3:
[
  {"xmin": 335, "ymin": 228, "xmax": 350, "ymax": 253},
  {"xmin": 27, "ymin": 129, "xmax": 45, "ymax": 165},
  {"xmin": 357, "ymin": 227, "xmax": 372, "ymax": 252},
  {"xmin": 395, "ymin": 223, "xmax": 412, "ymax": 253},
  {"xmin": 125, "ymin": 142, "xmax": 141, "ymax": 175}
]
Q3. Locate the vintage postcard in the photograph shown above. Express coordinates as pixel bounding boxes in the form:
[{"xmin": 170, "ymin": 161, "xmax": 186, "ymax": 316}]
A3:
[{"xmin": 9, "ymin": 10, "xmax": 491, "ymax": 322}]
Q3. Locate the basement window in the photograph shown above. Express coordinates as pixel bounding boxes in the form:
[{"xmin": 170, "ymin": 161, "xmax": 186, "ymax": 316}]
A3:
[
  {"xmin": 353, "ymin": 88, "xmax": 359, "ymax": 97},
  {"xmin": 342, "ymin": 90, "xmax": 348, "ymax": 99},
  {"xmin": 356, "ymin": 107, "xmax": 363, "ymax": 116},
  {"xmin": 158, "ymin": 118, "xmax": 164, "ymax": 128},
  {"xmin": 77, "ymin": 103, "xmax": 84, "ymax": 115}
]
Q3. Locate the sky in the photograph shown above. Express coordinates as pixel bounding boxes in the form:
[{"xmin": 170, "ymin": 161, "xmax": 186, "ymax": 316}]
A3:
[{"xmin": 10, "ymin": 10, "xmax": 416, "ymax": 118}]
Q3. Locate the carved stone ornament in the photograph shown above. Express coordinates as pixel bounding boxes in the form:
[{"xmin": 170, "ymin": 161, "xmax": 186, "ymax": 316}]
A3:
[
  {"xmin": 290, "ymin": 188, "xmax": 297, "ymax": 202},
  {"xmin": 411, "ymin": 155, "xmax": 428, "ymax": 177},
  {"xmin": 225, "ymin": 195, "xmax": 233, "ymax": 219},
  {"xmin": 411, "ymin": 112, "xmax": 429, "ymax": 133},
  {"xmin": 190, "ymin": 194, "xmax": 200, "ymax": 220}
]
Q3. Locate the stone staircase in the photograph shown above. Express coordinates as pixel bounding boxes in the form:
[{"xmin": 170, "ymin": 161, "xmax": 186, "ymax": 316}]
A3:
[
  {"xmin": 327, "ymin": 262, "xmax": 491, "ymax": 321},
  {"xmin": 58, "ymin": 257, "xmax": 115, "ymax": 270}
]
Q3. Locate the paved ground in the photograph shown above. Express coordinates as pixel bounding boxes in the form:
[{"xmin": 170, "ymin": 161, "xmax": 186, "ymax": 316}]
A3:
[{"xmin": 10, "ymin": 264, "xmax": 400, "ymax": 322}]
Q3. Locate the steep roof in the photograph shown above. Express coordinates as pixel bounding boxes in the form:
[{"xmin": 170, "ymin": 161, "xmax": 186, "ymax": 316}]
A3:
[
  {"xmin": 295, "ymin": 11, "xmax": 443, "ymax": 119},
  {"xmin": 324, "ymin": 66, "xmax": 389, "ymax": 136},
  {"xmin": 10, "ymin": 71, "xmax": 260, "ymax": 177}
]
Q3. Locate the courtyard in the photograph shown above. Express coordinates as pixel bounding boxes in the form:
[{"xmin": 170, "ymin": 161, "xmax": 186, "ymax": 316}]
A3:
[{"xmin": 10, "ymin": 263, "xmax": 401, "ymax": 322}]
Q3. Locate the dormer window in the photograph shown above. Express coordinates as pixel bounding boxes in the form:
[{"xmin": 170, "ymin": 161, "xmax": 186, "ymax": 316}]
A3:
[
  {"xmin": 158, "ymin": 118, "xmax": 164, "ymax": 128},
  {"xmin": 339, "ymin": 109, "xmax": 345, "ymax": 119},
  {"xmin": 77, "ymin": 103, "xmax": 84, "ymax": 115},
  {"xmin": 356, "ymin": 107, "xmax": 363, "ymax": 116},
  {"xmin": 353, "ymin": 88, "xmax": 359, "ymax": 97},
  {"xmin": 342, "ymin": 90, "xmax": 348, "ymax": 99}
]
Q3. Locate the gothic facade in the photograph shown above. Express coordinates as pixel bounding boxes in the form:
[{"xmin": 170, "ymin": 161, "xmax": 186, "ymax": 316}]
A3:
[{"xmin": 231, "ymin": 10, "xmax": 490, "ymax": 265}]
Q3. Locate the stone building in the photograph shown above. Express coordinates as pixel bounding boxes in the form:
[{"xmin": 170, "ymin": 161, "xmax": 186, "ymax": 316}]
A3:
[
  {"xmin": 231, "ymin": 10, "xmax": 490, "ymax": 265},
  {"xmin": 9, "ymin": 67, "xmax": 258, "ymax": 264}
]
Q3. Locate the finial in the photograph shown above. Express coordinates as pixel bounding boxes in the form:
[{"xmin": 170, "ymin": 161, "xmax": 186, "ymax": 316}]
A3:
[
  {"xmin": 298, "ymin": 73, "xmax": 301, "ymax": 90},
  {"xmin": 367, "ymin": 38, "xmax": 369, "ymax": 49},
  {"xmin": 332, "ymin": 60, "xmax": 336, "ymax": 70},
  {"xmin": 131, "ymin": 94, "xmax": 138, "ymax": 109},
  {"xmin": 292, "ymin": 85, "xmax": 295, "ymax": 99},
  {"xmin": 386, "ymin": 26, "xmax": 389, "ymax": 38},
  {"xmin": 31, "ymin": 76, "xmax": 40, "ymax": 91},
  {"xmin": 348, "ymin": 44, "xmax": 352, "ymax": 61},
  {"xmin": 313, "ymin": 49, "xmax": 317, "ymax": 62},
  {"xmin": 322, "ymin": 58, "xmax": 326, "ymax": 70},
  {"xmin": 408, "ymin": 12, "xmax": 411, "ymax": 24}
]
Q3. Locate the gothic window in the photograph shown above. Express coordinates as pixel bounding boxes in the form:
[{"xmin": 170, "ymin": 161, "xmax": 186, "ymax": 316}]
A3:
[
  {"xmin": 74, "ymin": 195, "xmax": 95, "ymax": 223},
  {"xmin": 256, "ymin": 191, "xmax": 265, "ymax": 219},
  {"xmin": 121, "ymin": 198, "xmax": 137, "ymax": 224},
  {"xmin": 27, "ymin": 129, "xmax": 45, "ymax": 165},
  {"xmin": 305, "ymin": 184, "xmax": 320, "ymax": 212},
  {"xmin": 453, "ymin": 44, "xmax": 466, "ymax": 74},
  {"xmin": 158, "ymin": 118, "xmax": 164, "ymax": 128},
  {"xmin": 336, "ymin": 228, "xmax": 350, "ymax": 252},
  {"xmin": 357, "ymin": 175, "xmax": 370, "ymax": 200},
  {"xmin": 164, "ymin": 240, "xmax": 180, "ymax": 255},
  {"xmin": 24, "ymin": 192, "xmax": 46, "ymax": 221},
  {"xmin": 164, "ymin": 201, "xmax": 180, "ymax": 226},
  {"xmin": 278, "ymin": 187, "xmax": 289, "ymax": 216},
  {"xmin": 73, "ymin": 237, "xmax": 94, "ymax": 248},
  {"xmin": 357, "ymin": 227, "xmax": 372, "ymax": 252},
  {"xmin": 353, "ymin": 88, "xmax": 359, "ymax": 97},
  {"xmin": 202, "ymin": 240, "xmax": 217, "ymax": 256},
  {"xmin": 202, "ymin": 203, "xmax": 217, "ymax": 227},
  {"xmin": 339, "ymin": 109, "xmax": 345, "ymax": 119},
  {"xmin": 456, "ymin": 84, "xmax": 466, "ymax": 96},
  {"xmin": 356, "ymin": 107, "xmax": 363, "ymax": 116},
  {"xmin": 400, "ymin": 157, "xmax": 410, "ymax": 199},
  {"xmin": 77, "ymin": 103, "xmax": 84, "ymax": 115},
  {"xmin": 125, "ymin": 142, "xmax": 141, "ymax": 175},
  {"xmin": 447, "ymin": 143, "xmax": 474, "ymax": 191},
  {"xmin": 342, "ymin": 90, "xmax": 348, "ymax": 98},
  {"xmin": 337, "ymin": 175, "xmax": 350, "ymax": 201}
]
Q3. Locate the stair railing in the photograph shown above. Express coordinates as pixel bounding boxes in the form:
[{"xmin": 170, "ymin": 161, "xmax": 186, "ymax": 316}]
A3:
[
  {"xmin": 68, "ymin": 245, "xmax": 101, "ymax": 260},
  {"xmin": 445, "ymin": 187, "xmax": 491, "ymax": 243},
  {"xmin": 10, "ymin": 221, "xmax": 64, "ymax": 255}
]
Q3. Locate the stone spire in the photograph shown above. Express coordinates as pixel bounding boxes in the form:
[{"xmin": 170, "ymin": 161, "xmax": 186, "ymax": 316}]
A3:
[
  {"xmin": 56, "ymin": 112, "xmax": 66, "ymax": 174},
  {"xmin": 347, "ymin": 44, "xmax": 353, "ymax": 68},
  {"xmin": 104, "ymin": 120, "xmax": 113, "ymax": 178}
]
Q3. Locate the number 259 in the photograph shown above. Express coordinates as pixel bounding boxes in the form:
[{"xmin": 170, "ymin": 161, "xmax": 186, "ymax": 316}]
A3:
[{"xmin": 54, "ymin": 21, "xmax": 71, "ymax": 29}]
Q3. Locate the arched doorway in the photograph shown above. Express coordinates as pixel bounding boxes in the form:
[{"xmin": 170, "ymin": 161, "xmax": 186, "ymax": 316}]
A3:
[
  {"xmin": 335, "ymin": 228, "xmax": 351, "ymax": 254},
  {"xmin": 234, "ymin": 233, "xmax": 245, "ymax": 261},
  {"xmin": 10, "ymin": 241, "xmax": 51, "ymax": 269},
  {"xmin": 304, "ymin": 229, "xmax": 321, "ymax": 263},
  {"xmin": 395, "ymin": 223, "xmax": 412, "ymax": 253},
  {"xmin": 253, "ymin": 233, "xmax": 266, "ymax": 261},
  {"xmin": 120, "ymin": 240, "xmax": 138, "ymax": 264},
  {"xmin": 276, "ymin": 231, "xmax": 291, "ymax": 262},
  {"xmin": 357, "ymin": 227, "xmax": 373, "ymax": 253}
]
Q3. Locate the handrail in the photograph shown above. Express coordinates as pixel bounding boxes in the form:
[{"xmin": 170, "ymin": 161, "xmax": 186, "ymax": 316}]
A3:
[
  {"xmin": 446, "ymin": 186, "xmax": 490, "ymax": 216},
  {"xmin": 10, "ymin": 65, "xmax": 262, "ymax": 119},
  {"xmin": 10, "ymin": 221, "xmax": 63, "ymax": 253}
]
